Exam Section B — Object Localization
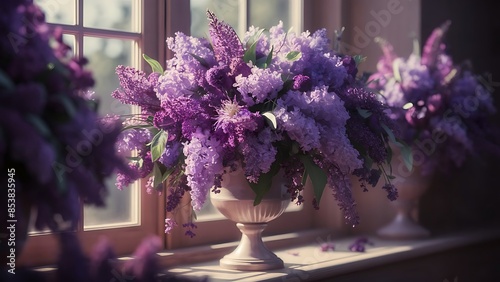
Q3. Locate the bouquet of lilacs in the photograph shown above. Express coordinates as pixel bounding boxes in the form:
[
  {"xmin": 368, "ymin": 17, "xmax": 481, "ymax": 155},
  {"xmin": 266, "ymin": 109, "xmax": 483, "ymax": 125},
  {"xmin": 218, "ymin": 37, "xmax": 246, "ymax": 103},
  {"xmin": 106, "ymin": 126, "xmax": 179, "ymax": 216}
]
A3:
[
  {"xmin": 114, "ymin": 11, "xmax": 400, "ymax": 236},
  {"xmin": 368, "ymin": 21, "xmax": 499, "ymax": 175}
]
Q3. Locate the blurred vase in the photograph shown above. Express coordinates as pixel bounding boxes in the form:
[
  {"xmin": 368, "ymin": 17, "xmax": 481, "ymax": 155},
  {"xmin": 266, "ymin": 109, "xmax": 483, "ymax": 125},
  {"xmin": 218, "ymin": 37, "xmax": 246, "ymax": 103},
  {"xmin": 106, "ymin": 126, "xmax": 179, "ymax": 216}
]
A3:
[
  {"xmin": 210, "ymin": 167, "xmax": 289, "ymax": 271},
  {"xmin": 377, "ymin": 166, "xmax": 432, "ymax": 239}
]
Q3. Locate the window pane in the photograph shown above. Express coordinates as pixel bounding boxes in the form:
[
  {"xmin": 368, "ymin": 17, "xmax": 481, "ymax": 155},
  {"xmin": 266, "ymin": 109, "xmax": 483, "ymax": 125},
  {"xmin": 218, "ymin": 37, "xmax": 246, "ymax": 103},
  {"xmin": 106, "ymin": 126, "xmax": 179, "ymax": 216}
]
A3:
[
  {"xmin": 191, "ymin": 0, "xmax": 240, "ymax": 37},
  {"xmin": 249, "ymin": 0, "xmax": 291, "ymax": 30},
  {"xmin": 83, "ymin": 178, "xmax": 140, "ymax": 229},
  {"xmin": 62, "ymin": 34, "xmax": 75, "ymax": 54},
  {"xmin": 35, "ymin": 0, "xmax": 76, "ymax": 25},
  {"xmin": 84, "ymin": 0, "xmax": 138, "ymax": 32},
  {"xmin": 83, "ymin": 36, "xmax": 133, "ymax": 116},
  {"xmin": 82, "ymin": 36, "xmax": 139, "ymax": 229}
]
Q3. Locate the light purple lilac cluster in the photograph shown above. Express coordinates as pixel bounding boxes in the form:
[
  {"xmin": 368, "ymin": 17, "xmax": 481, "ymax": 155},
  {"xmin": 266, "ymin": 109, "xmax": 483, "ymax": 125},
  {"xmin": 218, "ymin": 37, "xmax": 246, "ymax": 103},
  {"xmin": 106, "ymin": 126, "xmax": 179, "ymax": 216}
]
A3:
[
  {"xmin": 0, "ymin": 0, "xmax": 129, "ymax": 234},
  {"xmin": 114, "ymin": 11, "xmax": 398, "ymax": 234},
  {"xmin": 368, "ymin": 21, "xmax": 499, "ymax": 175}
]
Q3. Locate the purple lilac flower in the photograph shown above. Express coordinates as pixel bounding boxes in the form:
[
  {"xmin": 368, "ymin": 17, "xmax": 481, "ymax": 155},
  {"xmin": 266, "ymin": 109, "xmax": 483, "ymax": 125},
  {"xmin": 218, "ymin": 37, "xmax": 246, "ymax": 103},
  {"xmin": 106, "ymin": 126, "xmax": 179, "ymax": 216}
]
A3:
[
  {"xmin": 111, "ymin": 11, "xmax": 400, "ymax": 235},
  {"xmin": 215, "ymin": 99, "xmax": 261, "ymax": 148},
  {"xmin": 240, "ymin": 128, "xmax": 279, "ymax": 183},
  {"xmin": 166, "ymin": 31, "xmax": 216, "ymax": 73},
  {"xmin": 207, "ymin": 10, "xmax": 248, "ymax": 76},
  {"xmin": 183, "ymin": 222, "xmax": 198, "ymax": 238},
  {"xmin": 57, "ymin": 232, "xmax": 91, "ymax": 282},
  {"xmin": 206, "ymin": 65, "xmax": 232, "ymax": 91},
  {"xmin": 112, "ymin": 65, "xmax": 161, "ymax": 114},
  {"xmin": 293, "ymin": 74, "xmax": 312, "ymax": 92},
  {"xmin": 116, "ymin": 128, "xmax": 151, "ymax": 154},
  {"xmin": 323, "ymin": 164, "xmax": 360, "ymax": 226},
  {"xmin": 159, "ymin": 141, "xmax": 182, "ymax": 168},
  {"xmin": 165, "ymin": 218, "xmax": 178, "ymax": 234},
  {"xmin": 234, "ymin": 67, "xmax": 283, "ymax": 106},
  {"xmin": 89, "ymin": 238, "xmax": 116, "ymax": 282},
  {"xmin": 183, "ymin": 130, "xmax": 224, "ymax": 210},
  {"xmin": 320, "ymin": 242, "xmax": 335, "ymax": 252},
  {"xmin": 122, "ymin": 236, "xmax": 162, "ymax": 282},
  {"xmin": 274, "ymin": 99, "xmax": 322, "ymax": 151},
  {"xmin": 369, "ymin": 22, "xmax": 499, "ymax": 175},
  {"xmin": 1, "ymin": 0, "xmax": 130, "ymax": 234}
]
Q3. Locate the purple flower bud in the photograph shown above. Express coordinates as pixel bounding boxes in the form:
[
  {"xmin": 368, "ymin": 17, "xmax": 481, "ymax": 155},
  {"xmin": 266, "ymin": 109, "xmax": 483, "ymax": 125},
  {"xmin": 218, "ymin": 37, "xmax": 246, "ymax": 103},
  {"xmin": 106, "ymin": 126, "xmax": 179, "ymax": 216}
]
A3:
[{"xmin": 293, "ymin": 74, "xmax": 312, "ymax": 92}]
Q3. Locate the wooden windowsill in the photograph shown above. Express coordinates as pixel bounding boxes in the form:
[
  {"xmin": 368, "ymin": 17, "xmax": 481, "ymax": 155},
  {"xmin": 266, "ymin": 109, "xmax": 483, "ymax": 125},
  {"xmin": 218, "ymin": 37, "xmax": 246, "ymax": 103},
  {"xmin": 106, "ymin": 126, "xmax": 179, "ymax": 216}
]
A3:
[
  {"xmin": 33, "ymin": 227, "xmax": 500, "ymax": 281},
  {"xmin": 165, "ymin": 227, "xmax": 500, "ymax": 281}
]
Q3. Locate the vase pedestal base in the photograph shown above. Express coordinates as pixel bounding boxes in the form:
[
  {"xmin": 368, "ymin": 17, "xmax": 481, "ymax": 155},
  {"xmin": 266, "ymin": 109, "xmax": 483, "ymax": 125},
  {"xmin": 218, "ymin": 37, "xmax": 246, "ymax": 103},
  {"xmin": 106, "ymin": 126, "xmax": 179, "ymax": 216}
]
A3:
[
  {"xmin": 377, "ymin": 214, "xmax": 430, "ymax": 239},
  {"xmin": 219, "ymin": 223, "xmax": 284, "ymax": 271},
  {"xmin": 220, "ymin": 255, "xmax": 284, "ymax": 271}
]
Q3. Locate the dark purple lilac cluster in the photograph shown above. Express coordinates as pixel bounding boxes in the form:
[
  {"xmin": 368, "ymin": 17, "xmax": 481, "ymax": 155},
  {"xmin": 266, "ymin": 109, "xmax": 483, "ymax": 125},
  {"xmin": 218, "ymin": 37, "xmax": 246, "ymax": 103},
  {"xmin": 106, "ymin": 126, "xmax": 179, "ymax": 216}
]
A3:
[
  {"xmin": 369, "ymin": 21, "xmax": 499, "ymax": 175},
  {"xmin": 0, "ymin": 0, "xmax": 129, "ymax": 232}
]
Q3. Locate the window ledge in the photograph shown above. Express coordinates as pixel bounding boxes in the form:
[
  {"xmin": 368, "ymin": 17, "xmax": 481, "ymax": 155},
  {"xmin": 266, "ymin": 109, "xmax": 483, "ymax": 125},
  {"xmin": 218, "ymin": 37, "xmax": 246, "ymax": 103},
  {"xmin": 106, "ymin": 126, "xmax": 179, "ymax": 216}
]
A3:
[{"xmin": 166, "ymin": 227, "xmax": 500, "ymax": 281}]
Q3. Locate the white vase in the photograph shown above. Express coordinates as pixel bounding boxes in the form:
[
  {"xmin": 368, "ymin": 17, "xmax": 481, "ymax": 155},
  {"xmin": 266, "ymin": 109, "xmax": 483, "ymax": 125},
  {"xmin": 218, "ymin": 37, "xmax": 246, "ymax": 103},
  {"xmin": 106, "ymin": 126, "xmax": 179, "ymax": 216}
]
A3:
[
  {"xmin": 377, "ymin": 166, "xmax": 432, "ymax": 239},
  {"xmin": 210, "ymin": 167, "xmax": 289, "ymax": 271}
]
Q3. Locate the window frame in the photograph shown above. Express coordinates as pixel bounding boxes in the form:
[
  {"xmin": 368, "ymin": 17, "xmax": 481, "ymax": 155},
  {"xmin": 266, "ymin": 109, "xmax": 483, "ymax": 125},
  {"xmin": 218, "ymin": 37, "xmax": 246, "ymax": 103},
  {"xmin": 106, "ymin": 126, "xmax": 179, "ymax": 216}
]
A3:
[{"xmin": 18, "ymin": 0, "xmax": 164, "ymax": 267}]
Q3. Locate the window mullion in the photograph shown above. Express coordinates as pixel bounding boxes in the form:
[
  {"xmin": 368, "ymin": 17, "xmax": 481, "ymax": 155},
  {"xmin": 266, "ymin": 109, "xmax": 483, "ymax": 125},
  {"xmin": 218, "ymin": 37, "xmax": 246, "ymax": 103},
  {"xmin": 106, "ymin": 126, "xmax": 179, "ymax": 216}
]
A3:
[{"xmin": 238, "ymin": 0, "xmax": 249, "ymax": 35}]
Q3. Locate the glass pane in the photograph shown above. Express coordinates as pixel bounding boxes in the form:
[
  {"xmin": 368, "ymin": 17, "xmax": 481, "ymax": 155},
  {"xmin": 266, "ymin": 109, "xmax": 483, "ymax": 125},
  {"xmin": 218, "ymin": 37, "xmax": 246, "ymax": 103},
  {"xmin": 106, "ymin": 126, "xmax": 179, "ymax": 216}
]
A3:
[
  {"xmin": 83, "ymin": 178, "xmax": 139, "ymax": 229},
  {"xmin": 249, "ymin": 0, "xmax": 291, "ymax": 30},
  {"xmin": 83, "ymin": 36, "xmax": 139, "ymax": 229},
  {"xmin": 62, "ymin": 34, "xmax": 75, "ymax": 54},
  {"xmin": 84, "ymin": 0, "xmax": 137, "ymax": 32},
  {"xmin": 83, "ymin": 36, "xmax": 133, "ymax": 116},
  {"xmin": 191, "ymin": 0, "xmax": 240, "ymax": 38},
  {"xmin": 35, "ymin": 0, "xmax": 76, "ymax": 25}
]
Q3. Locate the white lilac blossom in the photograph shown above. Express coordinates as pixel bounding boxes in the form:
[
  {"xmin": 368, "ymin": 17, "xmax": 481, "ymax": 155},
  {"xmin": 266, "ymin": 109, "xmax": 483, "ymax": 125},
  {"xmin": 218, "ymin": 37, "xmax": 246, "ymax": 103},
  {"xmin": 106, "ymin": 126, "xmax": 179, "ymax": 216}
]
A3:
[
  {"xmin": 113, "ymin": 11, "xmax": 398, "ymax": 235},
  {"xmin": 369, "ymin": 21, "xmax": 500, "ymax": 175}
]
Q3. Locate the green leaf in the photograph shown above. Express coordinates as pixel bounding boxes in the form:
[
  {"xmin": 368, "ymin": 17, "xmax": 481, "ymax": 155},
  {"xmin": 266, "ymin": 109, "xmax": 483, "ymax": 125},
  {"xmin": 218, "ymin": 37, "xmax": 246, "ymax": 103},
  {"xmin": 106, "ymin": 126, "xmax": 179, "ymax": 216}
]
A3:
[
  {"xmin": 58, "ymin": 94, "xmax": 77, "ymax": 118},
  {"xmin": 262, "ymin": 111, "xmax": 277, "ymax": 130},
  {"xmin": 190, "ymin": 53, "xmax": 210, "ymax": 68},
  {"xmin": 122, "ymin": 124, "xmax": 155, "ymax": 132},
  {"xmin": 161, "ymin": 167, "xmax": 174, "ymax": 183},
  {"xmin": 399, "ymin": 143, "xmax": 414, "ymax": 172},
  {"xmin": 299, "ymin": 155, "xmax": 327, "ymax": 205},
  {"xmin": 353, "ymin": 55, "xmax": 366, "ymax": 66},
  {"xmin": 25, "ymin": 114, "xmax": 52, "ymax": 138},
  {"xmin": 381, "ymin": 124, "xmax": 413, "ymax": 172},
  {"xmin": 386, "ymin": 142, "xmax": 393, "ymax": 164},
  {"xmin": 152, "ymin": 162, "xmax": 163, "ymax": 190},
  {"xmin": 301, "ymin": 169, "xmax": 308, "ymax": 186},
  {"xmin": 244, "ymin": 40, "xmax": 258, "ymax": 64},
  {"xmin": 356, "ymin": 107, "xmax": 372, "ymax": 118},
  {"xmin": 265, "ymin": 45, "xmax": 274, "ymax": 67},
  {"xmin": 150, "ymin": 130, "xmax": 168, "ymax": 162},
  {"xmin": 381, "ymin": 123, "xmax": 396, "ymax": 143},
  {"xmin": 248, "ymin": 161, "xmax": 280, "ymax": 206},
  {"xmin": 143, "ymin": 54, "xmax": 164, "ymax": 74},
  {"xmin": 286, "ymin": 51, "xmax": 302, "ymax": 61},
  {"xmin": 256, "ymin": 45, "xmax": 274, "ymax": 68},
  {"xmin": 244, "ymin": 29, "xmax": 264, "ymax": 65}
]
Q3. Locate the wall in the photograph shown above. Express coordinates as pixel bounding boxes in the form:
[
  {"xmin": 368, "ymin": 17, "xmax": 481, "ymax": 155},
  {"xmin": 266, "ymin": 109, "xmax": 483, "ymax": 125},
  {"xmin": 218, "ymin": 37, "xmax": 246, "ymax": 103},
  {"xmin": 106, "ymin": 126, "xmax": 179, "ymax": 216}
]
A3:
[{"xmin": 419, "ymin": 0, "xmax": 500, "ymax": 234}]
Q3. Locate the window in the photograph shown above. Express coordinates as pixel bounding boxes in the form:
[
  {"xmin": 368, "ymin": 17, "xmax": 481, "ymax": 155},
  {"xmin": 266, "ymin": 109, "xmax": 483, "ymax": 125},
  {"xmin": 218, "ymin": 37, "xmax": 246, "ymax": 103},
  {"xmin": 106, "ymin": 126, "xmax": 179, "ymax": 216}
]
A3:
[
  {"xmin": 20, "ymin": 0, "xmax": 348, "ymax": 268},
  {"xmin": 19, "ymin": 0, "xmax": 163, "ymax": 266}
]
